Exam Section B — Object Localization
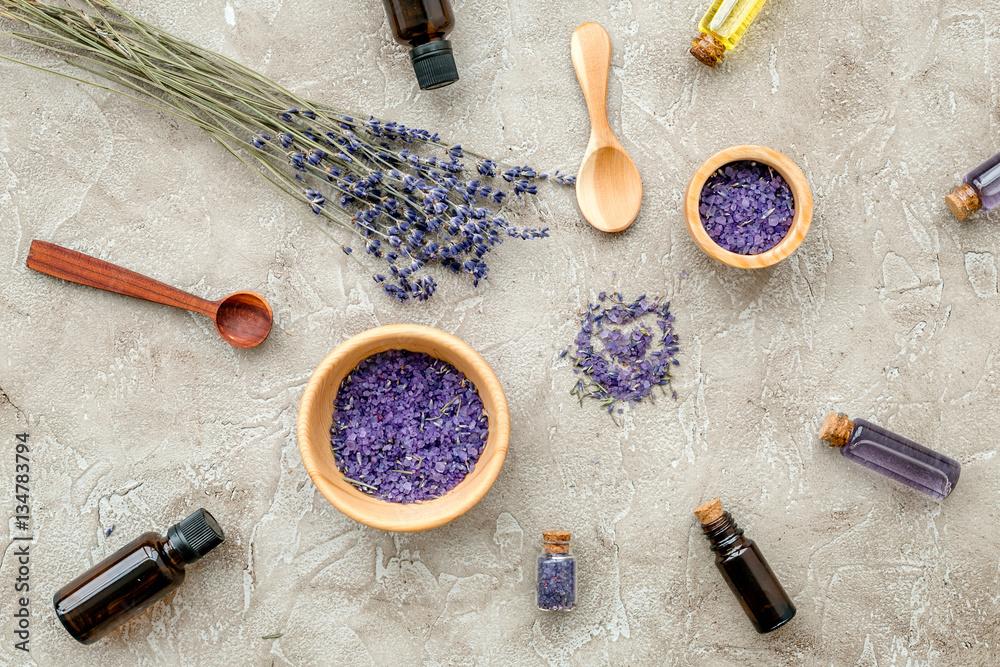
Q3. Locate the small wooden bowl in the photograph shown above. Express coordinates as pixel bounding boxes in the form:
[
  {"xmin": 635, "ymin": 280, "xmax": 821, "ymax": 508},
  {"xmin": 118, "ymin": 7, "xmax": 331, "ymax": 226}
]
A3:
[
  {"xmin": 684, "ymin": 145, "xmax": 813, "ymax": 269},
  {"xmin": 297, "ymin": 324, "xmax": 510, "ymax": 533}
]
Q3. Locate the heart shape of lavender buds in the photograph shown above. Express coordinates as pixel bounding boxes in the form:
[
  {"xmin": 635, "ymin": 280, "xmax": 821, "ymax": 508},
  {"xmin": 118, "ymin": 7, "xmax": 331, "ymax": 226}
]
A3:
[{"xmin": 566, "ymin": 292, "xmax": 679, "ymax": 414}]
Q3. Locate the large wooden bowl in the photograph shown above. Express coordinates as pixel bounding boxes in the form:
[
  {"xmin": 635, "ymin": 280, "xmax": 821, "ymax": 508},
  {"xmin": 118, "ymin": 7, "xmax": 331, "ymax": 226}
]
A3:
[
  {"xmin": 297, "ymin": 324, "xmax": 510, "ymax": 532},
  {"xmin": 684, "ymin": 145, "xmax": 813, "ymax": 269}
]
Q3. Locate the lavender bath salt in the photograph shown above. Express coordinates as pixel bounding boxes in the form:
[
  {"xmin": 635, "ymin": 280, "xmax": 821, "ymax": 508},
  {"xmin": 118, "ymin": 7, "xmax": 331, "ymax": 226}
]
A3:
[
  {"xmin": 699, "ymin": 161, "xmax": 795, "ymax": 255},
  {"xmin": 537, "ymin": 557, "xmax": 576, "ymax": 611},
  {"xmin": 331, "ymin": 349, "xmax": 488, "ymax": 503},
  {"xmin": 537, "ymin": 530, "xmax": 576, "ymax": 611}
]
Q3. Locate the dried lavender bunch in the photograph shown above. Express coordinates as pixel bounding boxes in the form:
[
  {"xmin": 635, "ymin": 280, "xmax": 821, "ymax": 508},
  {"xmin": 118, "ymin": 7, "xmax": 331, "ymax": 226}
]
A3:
[
  {"xmin": 0, "ymin": 0, "xmax": 574, "ymax": 302},
  {"xmin": 565, "ymin": 292, "xmax": 679, "ymax": 415}
]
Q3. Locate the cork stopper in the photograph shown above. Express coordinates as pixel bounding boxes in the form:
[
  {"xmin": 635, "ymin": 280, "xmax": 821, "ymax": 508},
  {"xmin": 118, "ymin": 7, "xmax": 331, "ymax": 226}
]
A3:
[
  {"xmin": 694, "ymin": 498, "xmax": 724, "ymax": 525},
  {"xmin": 945, "ymin": 183, "xmax": 982, "ymax": 221},
  {"xmin": 542, "ymin": 530, "xmax": 571, "ymax": 554},
  {"xmin": 819, "ymin": 412, "xmax": 854, "ymax": 447},
  {"xmin": 690, "ymin": 33, "xmax": 726, "ymax": 67}
]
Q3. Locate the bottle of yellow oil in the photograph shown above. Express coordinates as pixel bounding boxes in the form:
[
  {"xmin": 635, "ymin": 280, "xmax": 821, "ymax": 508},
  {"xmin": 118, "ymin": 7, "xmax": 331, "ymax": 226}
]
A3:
[{"xmin": 690, "ymin": 0, "xmax": 769, "ymax": 67}]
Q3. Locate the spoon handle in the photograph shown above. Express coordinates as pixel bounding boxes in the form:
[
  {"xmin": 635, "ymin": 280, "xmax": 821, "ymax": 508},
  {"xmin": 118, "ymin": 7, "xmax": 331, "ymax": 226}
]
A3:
[
  {"xmin": 26, "ymin": 240, "xmax": 217, "ymax": 317},
  {"xmin": 571, "ymin": 22, "xmax": 613, "ymax": 143}
]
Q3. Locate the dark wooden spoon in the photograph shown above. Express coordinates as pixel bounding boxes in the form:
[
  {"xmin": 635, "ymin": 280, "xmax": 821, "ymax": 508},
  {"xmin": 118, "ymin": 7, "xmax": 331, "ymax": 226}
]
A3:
[{"xmin": 26, "ymin": 240, "xmax": 272, "ymax": 348}]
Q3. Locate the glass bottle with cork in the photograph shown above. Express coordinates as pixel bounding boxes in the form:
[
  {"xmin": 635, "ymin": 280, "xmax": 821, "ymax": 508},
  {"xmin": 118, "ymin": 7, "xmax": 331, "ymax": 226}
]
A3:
[
  {"xmin": 819, "ymin": 412, "xmax": 961, "ymax": 499},
  {"xmin": 690, "ymin": 0, "xmax": 770, "ymax": 67},
  {"xmin": 946, "ymin": 150, "xmax": 1000, "ymax": 220},
  {"xmin": 382, "ymin": 0, "xmax": 459, "ymax": 90},
  {"xmin": 694, "ymin": 499, "xmax": 795, "ymax": 634},
  {"xmin": 537, "ymin": 530, "xmax": 576, "ymax": 611},
  {"xmin": 53, "ymin": 508, "xmax": 225, "ymax": 644}
]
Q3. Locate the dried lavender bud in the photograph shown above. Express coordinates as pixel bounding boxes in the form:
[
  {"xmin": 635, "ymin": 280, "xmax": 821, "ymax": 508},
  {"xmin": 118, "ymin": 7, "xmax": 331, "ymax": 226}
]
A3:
[
  {"xmin": 567, "ymin": 293, "xmax": 680, "ymax": 414},
  {"xmin": 266, "ymin": 113, "xmax": 560, "ymax": 302},
  {"xmin": 699, "ymin": 161, "xmax": 795, "ymax": 255},
  {"xmin": 330, "ymin": 350, "xmax": 488, "ymax": 503}
]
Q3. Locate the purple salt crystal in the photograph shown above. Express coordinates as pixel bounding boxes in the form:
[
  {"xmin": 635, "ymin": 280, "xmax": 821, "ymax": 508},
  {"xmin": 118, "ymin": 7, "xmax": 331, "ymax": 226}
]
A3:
[
  {"xmin": 699, "ymin": 161, "xmax": 795, "ymax": 255},
  {"xmin": 537, "ymin": 556, "xmax": 576, "ymax": 611},
  {"xmin": 330, "ymin": 349, "xmax": 488, "ymax": 503}
]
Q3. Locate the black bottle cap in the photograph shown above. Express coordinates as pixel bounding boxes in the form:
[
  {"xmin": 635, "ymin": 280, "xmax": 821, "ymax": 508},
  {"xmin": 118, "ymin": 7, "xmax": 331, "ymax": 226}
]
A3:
[
  {"xmin": 410, "ymin": 40, "xmax": 459, "ymax": 90},
  {"xmin": 167, "ymin": 509, "xmax": 225, "ymax": 563}
]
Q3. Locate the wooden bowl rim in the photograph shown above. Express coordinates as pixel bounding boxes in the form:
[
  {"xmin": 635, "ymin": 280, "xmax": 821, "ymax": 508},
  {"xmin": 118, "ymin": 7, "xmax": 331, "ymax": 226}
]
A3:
[
  {"xmin": 683, "ymin": 145, "xmax": 814, "ymax": 269},
  {"xmin": 296, "ymin": 324, "xmax": 510, "ymax": 532}
]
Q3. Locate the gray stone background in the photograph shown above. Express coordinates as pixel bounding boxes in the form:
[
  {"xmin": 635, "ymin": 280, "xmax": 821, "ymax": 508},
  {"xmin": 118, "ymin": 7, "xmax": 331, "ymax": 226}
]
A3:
[{"xmin": 0, "ymin": 0, "xmax": 998, "ymax": 665}]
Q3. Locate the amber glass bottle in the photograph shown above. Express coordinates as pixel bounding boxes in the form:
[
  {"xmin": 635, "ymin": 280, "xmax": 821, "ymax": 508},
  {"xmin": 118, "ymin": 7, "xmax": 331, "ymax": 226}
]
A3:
[
  {"xmin": 382, "ymin": 0, "xmax": 459, "ymax": 90},
  {"xmin": 54, "ymin": 509, "xmax": 224, "ymax": 644},
  {"xmin": 694, "ymin": 499, "xmax": 795, "ymax": 633}
]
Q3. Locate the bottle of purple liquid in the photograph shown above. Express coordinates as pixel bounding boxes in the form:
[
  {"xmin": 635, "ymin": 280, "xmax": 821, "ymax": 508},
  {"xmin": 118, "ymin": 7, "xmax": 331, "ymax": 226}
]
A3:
[
  {"xmin": 819, "ymin": 413, "xmax": 960, "ymax": 499},
  {"xmin": 946, "ymin": 150, "xmax": 1000, "ymax": 220}
]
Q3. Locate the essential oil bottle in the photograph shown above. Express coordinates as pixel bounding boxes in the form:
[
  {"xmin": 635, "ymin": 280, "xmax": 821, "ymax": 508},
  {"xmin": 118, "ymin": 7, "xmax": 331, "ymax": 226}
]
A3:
[
  {"xmin": 54, "ymin": 509, "xmax": 225, "ymax": 644},
  {"xmin": 382, "ymin": 0, "xmax": 459, "ymax": 90},
  {"xmin": 537, "ymin": 531, "xmax": 576, "ymax": 611},
  {"xmin": 694, "ymin": 499, "xmax": 795, "ymax": 634},
  {"xmin": 819, "ymin": 412, "xmax": 960, "ymax": 499},
  {"xmin": 946, "ymin": 150, "xmax": 1000, "ymax": 220},
  {"xmin": 690, "ymin": 0, "xmax": 769, "ymax": 67}
]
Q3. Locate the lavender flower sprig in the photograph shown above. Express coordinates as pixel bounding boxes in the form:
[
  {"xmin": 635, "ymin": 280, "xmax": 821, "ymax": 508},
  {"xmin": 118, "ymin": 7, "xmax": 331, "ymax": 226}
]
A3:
[
  {"xmin": 566, "ymin": 292, "xmax": 679, "ymax": 417},
  {"xmin": 0, "ymin": 0, "xmax": 575, "ymax": 302}
]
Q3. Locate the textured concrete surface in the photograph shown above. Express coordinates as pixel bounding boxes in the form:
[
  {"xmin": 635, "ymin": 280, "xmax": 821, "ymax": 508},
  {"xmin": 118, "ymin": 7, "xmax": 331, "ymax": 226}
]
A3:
[{"xmin": 1, "ymin": 0, "xmax": 999, "ymax": 664}]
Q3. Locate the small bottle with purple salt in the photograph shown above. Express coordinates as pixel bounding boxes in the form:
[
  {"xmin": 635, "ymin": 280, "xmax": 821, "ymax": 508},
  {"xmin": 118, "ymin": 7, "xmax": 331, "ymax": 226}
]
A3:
[{"xmin": 537, "ymin": 531, "xmax": 576, "ymax": 611}]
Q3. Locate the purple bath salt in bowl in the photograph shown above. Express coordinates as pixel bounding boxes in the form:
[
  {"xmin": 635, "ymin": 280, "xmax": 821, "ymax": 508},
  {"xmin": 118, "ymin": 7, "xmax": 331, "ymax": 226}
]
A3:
[
  {"xmin": 699, "ymin": 161, "xmax": 795, "ymax": 255},
  {"xmin": 330, "ymin": 349, "xmax": 488, "ymax": 503}
]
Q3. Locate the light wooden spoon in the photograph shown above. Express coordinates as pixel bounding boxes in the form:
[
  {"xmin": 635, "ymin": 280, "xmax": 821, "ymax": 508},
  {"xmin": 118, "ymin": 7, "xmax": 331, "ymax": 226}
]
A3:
[{"xmin": 571, "ymin": 22, "xmax": 642, "ymax": 233}]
